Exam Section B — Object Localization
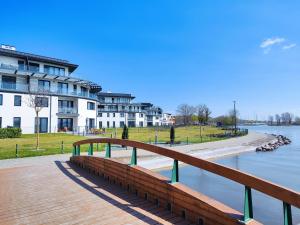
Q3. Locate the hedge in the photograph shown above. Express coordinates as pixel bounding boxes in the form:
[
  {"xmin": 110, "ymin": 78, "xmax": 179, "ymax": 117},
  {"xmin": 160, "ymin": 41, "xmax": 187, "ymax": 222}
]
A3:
[{"xmin": 0, "ymin": 127, "xmax": 22, "ymax": 139}]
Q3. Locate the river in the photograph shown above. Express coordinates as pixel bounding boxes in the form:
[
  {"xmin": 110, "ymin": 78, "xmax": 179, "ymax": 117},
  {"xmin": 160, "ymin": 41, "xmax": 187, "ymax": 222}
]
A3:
[{"xmin": 160, "ymin": 125, "xmax": 300, "ymax": 224}]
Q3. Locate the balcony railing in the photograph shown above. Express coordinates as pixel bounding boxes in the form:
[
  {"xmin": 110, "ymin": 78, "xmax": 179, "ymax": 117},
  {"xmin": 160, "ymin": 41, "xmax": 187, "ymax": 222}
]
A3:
[
  {"xmin": 58, "ymin": 107, "xmax": 78, "ymax": 115},
  {"xmin": 0, "ymin": 82, "xmax": 29, "ymax": 92},
  {"xmin": 0, "ymin": 63, "xmax": 66, "ymax": 76}
]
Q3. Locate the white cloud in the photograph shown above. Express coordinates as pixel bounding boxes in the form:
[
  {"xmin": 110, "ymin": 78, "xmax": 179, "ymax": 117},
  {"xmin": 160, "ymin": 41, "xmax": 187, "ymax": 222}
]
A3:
[
  {"xmin": 282, "ymin": 43, "xmax": 296, "ymax": 50},
  {"xmin": 260, "ymin": 37, "xmax": 285, "ymax": 48}
]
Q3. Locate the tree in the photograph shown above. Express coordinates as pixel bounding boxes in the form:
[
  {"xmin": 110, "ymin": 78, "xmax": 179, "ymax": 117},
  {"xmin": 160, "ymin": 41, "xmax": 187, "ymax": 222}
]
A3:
[
  {"xmin": 176, "ymin": 104, "xmax": 195, "ymax": 125},
  {"xmin": 275, "ymin": 114, "xmax": 281, "ymax": 126},
  {"xmin": 122, "ymin": 125, "xmax": 129, "ymax": 140},
  {"xmin": 281, "ymin": 112, "xmax": 293, "ymax": 125},
  {"xmin": 203, "ymin": 105, "xmax": 211, "ymax": 124},
  {"xmin": 195, "ymin": 105, "xmax": 206, "ymax": 125},
  {"xmin": 170, "ymin": 126, "xmax": 175, "ymax": 144},
  {"xmin": 268, "ymin": 115, "xmax": 274, "ymax": 126},
  {"xmin": 27, "ymin": 94, "xmax": 48, "ymax": 150}
]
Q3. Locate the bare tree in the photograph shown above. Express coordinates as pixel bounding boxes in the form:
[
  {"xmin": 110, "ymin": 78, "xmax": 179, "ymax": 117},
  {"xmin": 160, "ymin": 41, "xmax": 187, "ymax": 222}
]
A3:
[
  {"xmin": 176, "ymin": 104, "xmax": 195, "ymax": 125},
  {"xmin": 275, "ymin": 114, "xmax": 281, "ymax": 126},
  {"xmin": 268, "ymin": 115, "xmax": 274, "ymax": 126},
  {"xmin": 27, "ymin": 94, "xmax": 48, "ymax": 150},
  {"xmin": 281, "ymin": 112, "xmax": 293, "ymax": 125},
  {"xmin": 195, "ymin": 105, "xmax": 206, "ymax": 125},
  {"xmin": 203, "ymin": 105, "xmax": 211, "ymax": 124}
]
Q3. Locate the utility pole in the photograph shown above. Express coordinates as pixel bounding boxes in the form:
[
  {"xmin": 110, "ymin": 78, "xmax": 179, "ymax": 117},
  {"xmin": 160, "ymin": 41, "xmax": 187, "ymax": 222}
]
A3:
[{"xmin": 233, "ymin": 100, "xmax": 237, "ymax": 135}]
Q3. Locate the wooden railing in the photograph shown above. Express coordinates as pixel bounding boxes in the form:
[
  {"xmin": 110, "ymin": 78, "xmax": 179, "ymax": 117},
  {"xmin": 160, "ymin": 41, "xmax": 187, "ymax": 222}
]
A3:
[{"xmin": 73, "ymin": 138, "xmax": 299, "ymax": 225}]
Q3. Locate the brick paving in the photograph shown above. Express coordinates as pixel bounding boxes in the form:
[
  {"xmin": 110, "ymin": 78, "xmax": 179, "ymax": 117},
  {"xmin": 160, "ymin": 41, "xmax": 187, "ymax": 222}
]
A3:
[{"xmin": 0, "ymin": 160, "xmax": 190, "ymax": 225}]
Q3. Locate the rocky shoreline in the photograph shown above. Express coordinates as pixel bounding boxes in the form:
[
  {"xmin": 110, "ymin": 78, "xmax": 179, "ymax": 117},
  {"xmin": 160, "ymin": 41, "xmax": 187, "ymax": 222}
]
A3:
[{"xmin": 256, "ymin": 135, "xmax": 291, "ymax": 152}]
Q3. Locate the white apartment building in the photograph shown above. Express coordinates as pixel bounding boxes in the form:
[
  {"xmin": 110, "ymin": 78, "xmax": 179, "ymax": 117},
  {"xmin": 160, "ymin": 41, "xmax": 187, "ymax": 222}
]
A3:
[{"xmin": 0, "ymin": 45, "xmax": 166, "ymax": 133}]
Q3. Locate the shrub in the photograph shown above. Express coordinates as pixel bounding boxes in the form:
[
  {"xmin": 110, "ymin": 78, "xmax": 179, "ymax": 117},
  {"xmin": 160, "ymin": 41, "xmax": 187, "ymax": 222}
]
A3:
[
  {"xmin": 170, "ymin": 126, "xmax": 175, "ymax": 144},
  {"xmin": 0, "ymin": 127, "xmax": 22, "ymax": 139}
]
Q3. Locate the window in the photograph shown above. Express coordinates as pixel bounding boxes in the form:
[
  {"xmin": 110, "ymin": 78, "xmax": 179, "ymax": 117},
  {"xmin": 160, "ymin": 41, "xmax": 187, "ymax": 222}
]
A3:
[
  {"xmin": 35, "ymin": 117, "xmax": 48, "ymax": 133},
  {"xmin": 2, "ymin": 76, "xmax": 16, "ymax": 90},
  {"xmin": 0, "ymin": 117, "xmax": 2, "ymax": 128},
  {"xmin": 107, "ymin": 113, "xmax": 110, "ymax": 117},
  {"xmin": 113, "ymin": 121, "xmax": 116, "ymax": 128},
  {"xmin": 80, "ymin": 87, "xmax": 88, "ymax": 96},
  {"xmin": 87, "ymin": 102, "xmax": 95, "ymax": 110},
  {"xmin": 14, "ymin": 95, "xmax": 21, "ymax": 106},
  {"xmin": 18, "ymin": 60, "xmax": 25, "ymax": 70},
  {"xmin": 139, "ymin": 122, "xmax": 144, "ymax": 127},
  {"xmin": 35, "ymin": 97, "xmax": 49, "ymax": 107},
  {"xmin": 120, "ymin": 121, "xmax": 125, "ymax": 128},
  {"xmin": 0, "ymin": 94, "xmax": 2, "ymax": 105},
  {"xmin": 38, "ymin": 80, "xmax": 50, "ymax": 92},
  {"xmin": 58, "ymin": 118, "xmax": 73, "ymax": 131},
  {"xmin": 98, "ymin": 113, "xmax": 102, "ymax": 117},
  {"xmin": 120, "ymin": 113, "xmax": 124, "ymax": 117},
  {"xmin": 107, "ymin": 121, "xmax": 110, "ymax": 128},
  {"xmin": 73, "ymin": 85, "xmax": 77, "ymax": 93},
  {"xmin": 58, "ymin": 100, "xmax": 73, "ymax": 108},
  {"xmin": 140, "ymin": 113, "xmax": 144, "ymax": 118},
  {"xmin": 113, "ymin": 113, "xmax": 116, "ymax": 117},
  {"xmin": 57, "ymin": 82, "xmax": 68, "ymax": 94},
  {"xmin": 28, "ymin": 62, "xmax": 39, "ymax": 72},
  {"xmin": 88, "ymin": 119, "xmax": 95, "ymax": 129},
  {"xmin": 44, "ymin": 65, "xmax": 65, "ymax": 76},
  {"xmin": 13, "ymin": 117, "xmax": 21, "ymax": 128},
  {"xmin": 99, "ymin": 121, "xmax": 102, "ymax": 128}
]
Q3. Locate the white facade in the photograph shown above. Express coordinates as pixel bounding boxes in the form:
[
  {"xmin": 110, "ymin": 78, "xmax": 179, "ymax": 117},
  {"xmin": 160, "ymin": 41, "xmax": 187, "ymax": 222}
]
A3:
[{"xmin": 0, "ymin": 45, "xmax": 163, "ymax": 133}]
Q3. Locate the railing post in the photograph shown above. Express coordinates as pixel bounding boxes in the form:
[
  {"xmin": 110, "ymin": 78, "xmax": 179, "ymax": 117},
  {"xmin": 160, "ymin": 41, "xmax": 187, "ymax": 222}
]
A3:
[
  {"xmin": 88, "ymin": 143, "xmax": 93, "ymax": 156},
  {"xmin": 61, "ymin": 141, "xmax": 64, "ymax": 154},
  {"xmin": 130, "ymin": 147, "xmax": 137, "ymax": 166},
  {"xmin": 283, "ymin": 202, "xmax": 292, "ymax": 225},
  {"xmin": 15, "ymin": 144, "xmax": 18, "ymax": 158},
  {"xmin": 72, "ymin": 146, "xmax": 76, "ymax": 156},
  {"xmin": 171, "ymin": 159, "xmax": 179, "ymax": 183},
  {"xmin": 243, "ymin": 186, "xmax": 253, "ymax": 222},
  {"xmin": 77, "ymin": 145, "xmax": 81, "ymax": 156},
  {"xmin": 105, "ymin": 143, "xmax": 111, "ymax": 158}
]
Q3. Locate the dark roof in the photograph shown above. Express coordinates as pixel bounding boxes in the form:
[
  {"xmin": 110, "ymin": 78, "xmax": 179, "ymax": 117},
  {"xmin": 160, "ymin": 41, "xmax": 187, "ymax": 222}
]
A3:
[
  {"xmin": 0, "ymin": 48, "xmax": 78, "ymax": 73},
  {"xmin": 97, "ymin": 92, "xmax": 135, "ymax": 99}
]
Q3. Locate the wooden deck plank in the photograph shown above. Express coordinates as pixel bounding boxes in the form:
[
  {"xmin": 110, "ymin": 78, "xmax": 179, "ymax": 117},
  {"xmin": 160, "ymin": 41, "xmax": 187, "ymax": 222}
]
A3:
[{"xmin": 0, "ymin": 161, "xmax": 187, "ymax": 225}]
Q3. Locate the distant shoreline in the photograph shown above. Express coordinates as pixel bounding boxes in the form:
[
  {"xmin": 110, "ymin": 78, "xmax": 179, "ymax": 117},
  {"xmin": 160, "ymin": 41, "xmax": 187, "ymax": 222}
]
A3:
[{"xmin": 139, "ymin": 131, "xmax": 276, "ymax": 170}]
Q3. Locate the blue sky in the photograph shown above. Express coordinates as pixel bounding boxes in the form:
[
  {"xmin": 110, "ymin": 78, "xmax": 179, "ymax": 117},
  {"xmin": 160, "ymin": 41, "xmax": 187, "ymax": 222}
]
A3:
[{"xmin": 1, "ymin": 1, "xmax": 299, "ymax": 120}]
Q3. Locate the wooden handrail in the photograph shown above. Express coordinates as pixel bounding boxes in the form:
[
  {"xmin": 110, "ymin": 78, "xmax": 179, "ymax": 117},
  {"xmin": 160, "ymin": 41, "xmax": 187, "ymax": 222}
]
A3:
[{"xmin": 73, "ymin": 138, "xmax": 300, "ymax": 209}]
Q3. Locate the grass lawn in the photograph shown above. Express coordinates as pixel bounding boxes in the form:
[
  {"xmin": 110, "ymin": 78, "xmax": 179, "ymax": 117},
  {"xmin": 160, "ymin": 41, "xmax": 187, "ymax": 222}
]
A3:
[
  {"xmin": 0, "ymin": 126, "xmax": 233, "ymax": 160},
  {"xmin": 0, "ymin": 133, "xmax": 96, "ymax": 160},
  {"xmin": 99, "ymin": 126, "xmax": 228, "ymax": 143}
]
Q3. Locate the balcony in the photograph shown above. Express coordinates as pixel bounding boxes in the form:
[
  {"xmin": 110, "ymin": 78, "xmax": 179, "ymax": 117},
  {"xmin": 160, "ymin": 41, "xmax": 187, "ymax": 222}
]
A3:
[
  {"xmin": 0, "ymin": 82, "xmax": 29, "ymax": 92},
  {"xmin": 57, "ymin": 107, "xmax": 78, "ymax": 116}
]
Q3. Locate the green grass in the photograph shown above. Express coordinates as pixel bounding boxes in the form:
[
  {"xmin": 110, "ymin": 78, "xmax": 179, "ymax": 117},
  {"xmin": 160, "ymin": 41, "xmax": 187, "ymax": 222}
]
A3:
[
  {"xmin": 0, "ymin": 126, "xmax": 233, "ymax": 160},
  {"xmin": 0, "ymin": 133, "xmax": 99, "ymax": 160},
  {"xmin": 99, "ymin": 126, "xmax": 228, "ymax": 143}
]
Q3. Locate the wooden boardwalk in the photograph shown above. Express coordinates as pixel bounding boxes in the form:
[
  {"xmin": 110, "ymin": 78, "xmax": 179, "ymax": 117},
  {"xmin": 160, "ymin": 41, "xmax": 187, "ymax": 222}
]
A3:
[{"xmin": 0, "ymin": 161, "xmax": 189, "ymax": 225}]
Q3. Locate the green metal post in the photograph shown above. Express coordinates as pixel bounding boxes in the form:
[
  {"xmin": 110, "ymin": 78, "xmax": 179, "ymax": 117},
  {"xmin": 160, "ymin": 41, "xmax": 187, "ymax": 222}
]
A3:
[
  {"xmin": 283, "ymin": 202, "xmax": 292, "ymax": 225},
  {"xmin": 72, "ymin": 146, "xmax": 76, "ymax": 156},
  {"xmin": 105, "ymin": 143, "xmax": 111, "ymax": 158},
  {"xmin": 171, "ymin": 159, "xmax": 179, "ymax": 183},
  {"xmin": 15, "ymin": 144, "xmax": 18, "ymax": 158},
  {"xmin": 88, "ymin": 143, "xmax": 93, "ymax": 156},
  {"xmin": 243, "ymin": 186, "xmax": 253, "ymax": 222},
  {"xmin": 77, "ymin": 145, "xmax": 81, "ymax": 156},
  {"xmin": 96, "ymin": 143, "xmax": 99, "ymax": 151},
  {"xmin": 61, "ymin": 141, "xmax": 64, "ymax": 154},
  {"xmin": 130, "ymin": 147, "xmax": 137, "ymax": 166}
]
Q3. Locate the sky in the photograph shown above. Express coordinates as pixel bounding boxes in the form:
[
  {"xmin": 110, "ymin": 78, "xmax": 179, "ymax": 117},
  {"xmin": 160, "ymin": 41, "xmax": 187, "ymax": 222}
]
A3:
[{"xmin": 1, "ymin": 1, "xmax": 300, "ymax": 120}]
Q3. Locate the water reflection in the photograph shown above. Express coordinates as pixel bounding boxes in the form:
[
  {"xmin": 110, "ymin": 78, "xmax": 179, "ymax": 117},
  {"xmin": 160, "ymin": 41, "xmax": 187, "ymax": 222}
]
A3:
[{"xmin": 160, "ymin": 125, "xmax": 300, "ymax": 224}]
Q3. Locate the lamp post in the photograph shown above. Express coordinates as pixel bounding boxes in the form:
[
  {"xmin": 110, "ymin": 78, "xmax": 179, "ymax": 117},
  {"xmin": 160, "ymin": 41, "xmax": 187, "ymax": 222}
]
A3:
[{"xmin": 233, "ymin": 100, "xmax": 237, "ymax": 135}]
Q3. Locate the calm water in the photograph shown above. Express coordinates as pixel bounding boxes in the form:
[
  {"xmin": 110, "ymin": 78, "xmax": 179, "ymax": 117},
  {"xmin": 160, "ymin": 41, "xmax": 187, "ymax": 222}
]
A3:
[{"xmin": 160, "ymin": 125, "xmax": 300, "ymax": 225}]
